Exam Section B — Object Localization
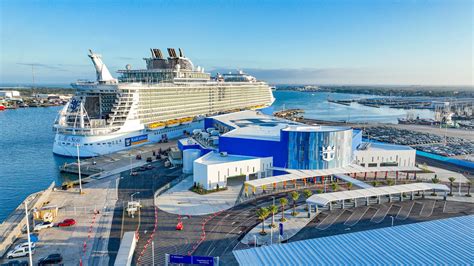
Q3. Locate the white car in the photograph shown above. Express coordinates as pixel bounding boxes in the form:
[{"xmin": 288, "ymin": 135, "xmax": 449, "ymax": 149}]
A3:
[
  {"xmin": 6, "ymin": 247, "xmax": 35, "ymax": 259},
  {"xmin": 34, "ymin": 221, "xmax": 54, "ymax": 231},
  {"xmin": 14, "ymin": 241, "xmax": 36, "ymax": 250}
]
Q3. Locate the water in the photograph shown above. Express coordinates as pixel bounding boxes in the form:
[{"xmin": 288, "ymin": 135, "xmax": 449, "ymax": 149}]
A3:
[
  {"xmin": 0, "ymin": 107, "xmax": 73, "ymax": 222},
  {"xmin": 0, "ymin": 91, "xmax": 435, "ymax": 222},
  {"xmin": 272, "ymin": 91, "xmax": 434, "ymax": 123}
]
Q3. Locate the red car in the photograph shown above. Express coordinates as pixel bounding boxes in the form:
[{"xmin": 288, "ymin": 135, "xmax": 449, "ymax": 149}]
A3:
[{"xmin": 58, "ymin": 219, "xmax": 76, "ymax": 227}]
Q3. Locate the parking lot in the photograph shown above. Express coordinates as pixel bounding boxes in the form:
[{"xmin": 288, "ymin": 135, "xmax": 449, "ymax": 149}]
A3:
[
  {"xmin": 362, "ymin": 126, "xmax": 474, "ymax": 158},
  {"xmin": 0, "ymin": 177, "xmax": 116, "ymax": 265},
  {"xmin": 290, "ymin": 199, "xmax": 474, "ymax": 242}
]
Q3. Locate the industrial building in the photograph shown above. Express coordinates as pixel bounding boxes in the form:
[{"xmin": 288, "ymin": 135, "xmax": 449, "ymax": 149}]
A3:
[{"xmin": 179, "ymin": 110, "xmax": 417, "ymax": 191}]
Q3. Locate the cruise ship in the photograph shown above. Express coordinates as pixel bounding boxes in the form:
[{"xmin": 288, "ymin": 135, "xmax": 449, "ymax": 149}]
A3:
[{"xmin": 53, "ymin": 48, "xmax": 274, "ymax": 157}]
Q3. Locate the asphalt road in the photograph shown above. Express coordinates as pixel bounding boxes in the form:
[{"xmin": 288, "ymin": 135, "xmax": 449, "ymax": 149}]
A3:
[{"xmin": 107, "ymin": 158, "xmax": 184, "ymax": 265}]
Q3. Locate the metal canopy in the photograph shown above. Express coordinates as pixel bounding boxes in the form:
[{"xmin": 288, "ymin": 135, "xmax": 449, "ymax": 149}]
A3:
[
  {"xmin": 245, "ymin": 164, "xmax": 420, "ymax": 187},
  {"xmin": 306, "ymin": 183, "xmax": 449, "ymax": 206}
]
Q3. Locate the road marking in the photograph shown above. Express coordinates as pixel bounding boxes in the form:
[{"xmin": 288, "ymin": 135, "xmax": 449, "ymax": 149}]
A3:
[{"xmin": 120, "ymin": 205, "xmax": 125, "ymax": 238}]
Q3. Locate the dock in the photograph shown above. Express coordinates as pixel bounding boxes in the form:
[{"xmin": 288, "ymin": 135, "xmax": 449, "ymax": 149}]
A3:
[{"xmin": 60, "ymin": 140, "xmax": 178, "ymax": 179}]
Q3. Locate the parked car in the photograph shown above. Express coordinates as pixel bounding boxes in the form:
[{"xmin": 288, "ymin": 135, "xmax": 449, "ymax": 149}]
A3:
[
  {"xmin": 1, "ymin": 260, "xmax": 28, "ymax": 266},
  {"xmin": 138, "ymin": 166, "xmax": 147, "ymax": 172},
  {"xmin": 13, "ymin": 242, "xmax": 36, "ymax": 251},
  {"xmin": 6, "ymin": 248, "xmax": 34, "ymax": 259},
  {"xmin": 58, "ymin": 219, "xmax": 76, "ymax": 227},
  {"xmin": 33, "ymin": 221, "xmax": 53, "ymax": 231},
  {"xmin": 146, "ymin": 157, "xmax": 152, "ymax": 163},
  {"xmin": 37, "ymin": 254, "xmax": 63, "ymax": 265}
]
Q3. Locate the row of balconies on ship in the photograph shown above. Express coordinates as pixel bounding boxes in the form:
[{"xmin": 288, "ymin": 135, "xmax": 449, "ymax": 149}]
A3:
[
  {"xmin": 138, "ymin": 104, "xmax": 268, "ymax": 122},
  {"xmin": 136, "ymin": 98, "xmax": 271, "ymax": 114},
  {"xmin": 136, "ymin": 94, "xmax": 272, "ymax": 106}
]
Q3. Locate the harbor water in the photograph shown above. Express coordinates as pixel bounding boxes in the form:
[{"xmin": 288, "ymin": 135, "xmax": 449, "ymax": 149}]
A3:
[{"xmin": 0, "ymin": 91, "xmax": 435, "ymax": 222}]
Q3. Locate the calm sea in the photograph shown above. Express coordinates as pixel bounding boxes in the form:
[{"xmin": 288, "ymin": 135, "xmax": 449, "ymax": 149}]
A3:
[{"xmin": 0, "ymin": 91, "xmax": 434, "ymax": 222}]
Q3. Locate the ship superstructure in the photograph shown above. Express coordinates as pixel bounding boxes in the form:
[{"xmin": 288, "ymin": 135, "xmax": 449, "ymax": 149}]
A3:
[{"xmin": 53, "ymin": 48, "xmax": 274, "ymax": 157}]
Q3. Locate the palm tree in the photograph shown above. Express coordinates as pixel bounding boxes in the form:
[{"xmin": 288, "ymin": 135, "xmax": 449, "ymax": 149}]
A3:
[
  {"xmin": 256, "ymin": 207, "xmax": 270, "ymax": 235},
  {"xmin": 279, "ymin": 197, "xmax": 288, "ymax": 222},
  {"xmin": 347, "ymin": 182, "xmax": 353, "ymax": 191},
  {"xmin": 387, "ymin": 179, "xmax": 395, "ymax": 186},
  {"xmin": 302, "ymin": 189, "xmax": 313, "ymax": 211},
  {"xmin": 331, "ymin": 183, "xmax": 339, "ymax": 192},
  {"xmin": 289, "ymin": 191, "xmax": 300, "ymax": 216},
  {"xmin": 466, "ymin": 180, "xmax": 471, "ymax": 197},
  {"xmin": 371, "ymin": 181, "xmax": 379, "ymax": 187},
  {"xmin": 431, "ymin": 176, "xmax": 440, "ymax": 196},
  {"xmin": 448, "ymin": 177, "xmax": 456, "ymax": 196},
  {"xmin": 268, "ymin": 205, "xmax": 278, "ymax": 228}
]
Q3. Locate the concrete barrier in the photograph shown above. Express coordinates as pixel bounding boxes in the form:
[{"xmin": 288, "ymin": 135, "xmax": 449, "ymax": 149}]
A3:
[
  {"xmin": 114, "ymin": 231, "xmax": 137, "ymax": 266},
  {"xmin": 0, "ymin": 182, "xmax": 55, "ymax": 257}
]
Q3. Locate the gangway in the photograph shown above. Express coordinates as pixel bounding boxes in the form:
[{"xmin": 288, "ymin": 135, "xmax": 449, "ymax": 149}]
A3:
[{"xmin": 334, "ymin": 174, "xmax": 373, "ymax": 189}]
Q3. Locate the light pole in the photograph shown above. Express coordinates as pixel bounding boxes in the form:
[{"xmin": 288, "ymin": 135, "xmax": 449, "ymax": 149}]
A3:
[
  {"xmin": 76, "ymin": 144, "xmax": 83, "ymax": 194},
  {"xmin": 272, "ymin": 196, "xmax": 275, "ymax": 206},
  {"xmin": 116, "ymin": 176, "xmax": 123, "ymax": 200},
  {"xmin": 390, "ymin": 215, "xmax": 394, "ymax": 227},
  {"xmin": 152, "ymin": 241, "xmax": 155, "ymax": 265},
  {"xmin": 131, "ymin": 192, "xmax": 140, "ymax": 202},
  {"xmin": 24, "ymin": 201, "xmax": 33, "ymax": 266}
]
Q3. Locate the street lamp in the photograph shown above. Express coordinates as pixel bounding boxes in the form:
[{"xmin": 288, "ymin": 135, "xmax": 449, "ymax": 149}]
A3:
[
  {"xmin": 76, "ymin": 144, "xmax": 83, "ymax": 194},
  {"xmin": 24, "ymin": 201, "xmax": 33, "ymax": 266},
  {"xmin": 390, "ymin": 215, "xmax": 394, "ymax": 227},
  {"xmin": 116, "ymin": 176, "xmax": 123, "ymax": 200},
  {"xmin": 131, "ymin": 192, "xmax": 140, "ymax": 202}
]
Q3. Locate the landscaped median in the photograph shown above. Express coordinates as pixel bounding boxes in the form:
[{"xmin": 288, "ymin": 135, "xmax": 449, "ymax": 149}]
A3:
[{"xmin": 241, "ymin": 204, "xmax": 318, "ymax": 246}]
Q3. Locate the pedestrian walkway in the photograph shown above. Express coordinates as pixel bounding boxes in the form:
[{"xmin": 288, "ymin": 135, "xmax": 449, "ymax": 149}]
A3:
[
  {"xmin": 241, "ymin": 205, "xmax": 318, "ymax": 245},
  {"xmin": 155, "ymin": 176, "xmax": 243, "ymax": 215},
  {"xmin": 334, "ymin": 174, "xmax": 373, "ymax": 189}
]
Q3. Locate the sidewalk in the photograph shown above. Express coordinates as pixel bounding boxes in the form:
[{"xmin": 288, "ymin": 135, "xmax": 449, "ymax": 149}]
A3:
[
  {"xmin": 241, "ymin": 204, "xmax": 317, "ymax": 245},
  {"xmin": 155, "ymin": 176, "xmax": 243, "ymax": 215}
]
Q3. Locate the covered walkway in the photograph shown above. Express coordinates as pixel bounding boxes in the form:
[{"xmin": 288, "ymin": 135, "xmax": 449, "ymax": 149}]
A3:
[
  {"xmin": 306, "ymin": 183, "xmax": 449, "ymax": 210},
  {"xmin": 245, "ymin": 164, "xmax": 420, "ymax": 188}
]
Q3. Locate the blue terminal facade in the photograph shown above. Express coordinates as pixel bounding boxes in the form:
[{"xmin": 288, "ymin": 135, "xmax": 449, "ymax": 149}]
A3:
[{"xmin": 203, "ymin": 111, "xmax": 362, "ymax": 170}]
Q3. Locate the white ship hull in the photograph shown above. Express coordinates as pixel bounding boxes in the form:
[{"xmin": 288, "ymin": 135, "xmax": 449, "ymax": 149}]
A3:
[{"xmin": 53, "ymin": 121, "xmax": 203, "ymax": 157}]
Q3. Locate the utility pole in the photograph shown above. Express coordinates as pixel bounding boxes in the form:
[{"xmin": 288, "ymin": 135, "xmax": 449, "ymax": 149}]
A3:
[
  {"xmin": 24, "ymin": 201, "xmax": 33, "ymax": 266},
  {"xmin": 76, "ymin": 144, "xmax": 83, "ymax": 194}
]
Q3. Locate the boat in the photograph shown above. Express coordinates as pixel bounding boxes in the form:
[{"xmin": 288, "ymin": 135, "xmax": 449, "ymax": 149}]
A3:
[
  {"xmin": 165, "ymin": 119, "xmax": 180, "ymax": 127},
  {"xmin": 147, "ymin": 122, "xmax": 166, "ymax": 130},
  {"xmin": 0, "ymin": 105, "xmax": 5, "ymax": 111},
  {"xmin": 53, "ymin": 48, "xmax": 274, "ymax": 157},
  {"xmin": 179, "ymin": 117, "xmax": 193, "ymax": 125}
]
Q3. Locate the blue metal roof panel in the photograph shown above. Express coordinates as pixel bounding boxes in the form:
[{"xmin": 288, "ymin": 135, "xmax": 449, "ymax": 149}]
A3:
[{"xmin": 233, "ymin": 215, "xmax": 474, "ymax": 265}]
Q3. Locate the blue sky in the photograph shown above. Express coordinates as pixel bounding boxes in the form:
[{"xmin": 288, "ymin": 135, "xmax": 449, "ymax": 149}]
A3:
[{"xmin": 0, "ymin": 0, "xmax": 472, "ymax": 85}]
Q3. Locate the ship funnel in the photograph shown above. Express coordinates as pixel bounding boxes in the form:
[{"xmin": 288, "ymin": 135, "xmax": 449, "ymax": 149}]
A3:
[
  {"xmin": 88, "ymin": 49, "xmax": 117, "ymax": 84},
  {"xmin": 179, "ymin": 48, "xmax": 184, "ymax": 57},
  {"xmin": 155, "ymin": 49, "xmax": 163, "ymax": 59},
  {"xmin": 150, "ymin": 48, "xmax": 156, "ymax": 58},
  {"xmin": 167, "ymin": 48, "xmax": 177, "ymax": 58}
]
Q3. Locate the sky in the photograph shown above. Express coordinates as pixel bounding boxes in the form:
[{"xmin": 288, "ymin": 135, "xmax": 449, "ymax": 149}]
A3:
[{"xmin": 0, "ymin": 0, "xmax": 472, "ymax": 86}]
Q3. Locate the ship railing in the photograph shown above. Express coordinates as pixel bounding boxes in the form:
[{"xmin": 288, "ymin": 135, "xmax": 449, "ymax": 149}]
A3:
[{"xmin": 55, "ymin": 126, "xmax": 121, "ymax": 136}]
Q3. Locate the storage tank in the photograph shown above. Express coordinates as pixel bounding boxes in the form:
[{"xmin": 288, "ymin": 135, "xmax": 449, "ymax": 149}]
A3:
[{"xmin": 183, "ymin": 149, "xmax": 201, "ymax": 174}]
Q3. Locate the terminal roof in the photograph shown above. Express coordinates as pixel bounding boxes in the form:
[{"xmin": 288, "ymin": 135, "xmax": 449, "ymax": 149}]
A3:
[
  {"xmin": 245, "ymin": 164, "xmax": 420, "ymax": 187},
  {"xmin": 212, "ymin": 110, "xmax": 350, "ymax": 141},
  {"xmin": 194, "ymin": 151, "xmax": 266, "ymax": 166}
]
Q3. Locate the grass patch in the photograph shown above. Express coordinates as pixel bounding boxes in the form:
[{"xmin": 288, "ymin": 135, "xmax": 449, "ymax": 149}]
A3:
[{"xmin": 190, "ymin": 186, "xmax": 228, "ymax": 195}]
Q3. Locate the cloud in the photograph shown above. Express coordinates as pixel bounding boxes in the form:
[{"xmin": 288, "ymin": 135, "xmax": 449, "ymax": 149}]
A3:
[
  {"xmin": 16, "ymin": 63, "xmax": 88, "ymax": 72},
  {"xmin": 209, "ymin": 67, "xmax": 368, "ymax": 84}
]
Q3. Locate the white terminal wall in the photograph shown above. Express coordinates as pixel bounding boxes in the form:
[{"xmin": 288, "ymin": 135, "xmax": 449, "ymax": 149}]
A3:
[
  {"xmin": 194, "ymin": 152, "xmax": 273, "ymax": 190},
  {"xmin": 354, "ymin": 144, "xmax": 416, "ymax": 168}
]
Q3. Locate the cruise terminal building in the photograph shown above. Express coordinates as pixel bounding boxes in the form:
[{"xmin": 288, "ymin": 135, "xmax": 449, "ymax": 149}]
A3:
[{"xmin": 178, "ymin": 110, "xmax": 416, "ymax": 190}]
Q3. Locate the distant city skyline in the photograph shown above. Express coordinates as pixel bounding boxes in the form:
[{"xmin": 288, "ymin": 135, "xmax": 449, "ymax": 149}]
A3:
[{"xmin": 0, "ymin": 0, "xmax": 472, "ymax": 86}]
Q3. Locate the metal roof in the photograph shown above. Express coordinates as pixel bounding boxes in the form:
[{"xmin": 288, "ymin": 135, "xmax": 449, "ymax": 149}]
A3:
[
  {"xmin": 245, "ymin": 164, "xmax": 420, "ymax": 187},
  {"xmin": 306, "ymin": 183, "xmax": 449, "ymax": 206},
  {"xmin": 233, "ymin": 215, "xmax": 474, "ymax": 265}
]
